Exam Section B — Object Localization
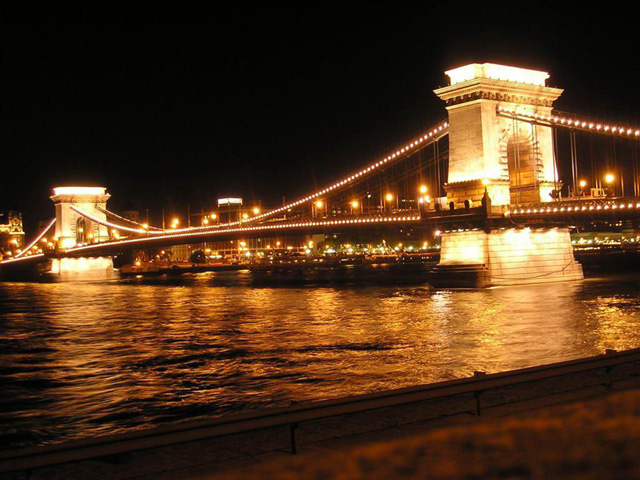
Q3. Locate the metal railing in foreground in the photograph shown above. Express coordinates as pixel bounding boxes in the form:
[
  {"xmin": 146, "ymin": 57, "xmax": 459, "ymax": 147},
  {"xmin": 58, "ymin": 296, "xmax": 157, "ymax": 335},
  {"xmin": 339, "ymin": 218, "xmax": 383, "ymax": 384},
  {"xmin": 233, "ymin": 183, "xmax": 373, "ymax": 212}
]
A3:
[{"xmin": 1, "ymin": 347, "xmax": 639, "ymax": 473}]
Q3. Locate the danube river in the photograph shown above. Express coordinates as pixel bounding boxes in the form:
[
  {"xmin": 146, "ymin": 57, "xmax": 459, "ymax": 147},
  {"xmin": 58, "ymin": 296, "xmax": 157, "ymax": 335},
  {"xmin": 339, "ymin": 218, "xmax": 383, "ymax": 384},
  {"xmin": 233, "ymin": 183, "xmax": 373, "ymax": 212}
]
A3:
[{"xmin": 2, "ymin": 270, "xmax": 640, "ymax": 449}]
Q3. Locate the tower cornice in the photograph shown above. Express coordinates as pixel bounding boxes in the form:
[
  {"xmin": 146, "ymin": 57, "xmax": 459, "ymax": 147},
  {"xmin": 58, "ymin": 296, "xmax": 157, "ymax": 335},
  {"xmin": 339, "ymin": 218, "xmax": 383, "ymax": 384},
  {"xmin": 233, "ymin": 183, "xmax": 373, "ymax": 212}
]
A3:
[{"xmin": 434, "ymin": 78, "xmax": 563, "ymax": 108}]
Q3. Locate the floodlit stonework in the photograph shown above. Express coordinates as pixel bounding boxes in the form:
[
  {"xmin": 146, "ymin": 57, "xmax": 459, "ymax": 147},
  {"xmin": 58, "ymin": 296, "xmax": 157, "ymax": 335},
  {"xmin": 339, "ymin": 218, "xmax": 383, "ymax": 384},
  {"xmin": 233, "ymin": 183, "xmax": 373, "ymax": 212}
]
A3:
[
  {"xmin": 432, "ymin": 63, "xmax": 583, "ymax": 287},
  {"xmin": 439, "ymin": 229, "xmax": 583, "ymax": 286},
  {"xmin": 434, "ymin": 63, "xmax": 562, "ymax": 207},
  {"xmin": 50, "ymin": 187, "xmax": 111, "ymax": 250}
]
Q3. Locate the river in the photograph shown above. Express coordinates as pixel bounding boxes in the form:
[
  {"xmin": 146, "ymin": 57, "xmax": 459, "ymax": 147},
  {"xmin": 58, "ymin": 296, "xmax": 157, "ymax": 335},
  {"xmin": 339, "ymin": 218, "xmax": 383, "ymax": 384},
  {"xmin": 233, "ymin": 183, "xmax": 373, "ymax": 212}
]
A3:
[{"xmin": 2, "ymin": 269, "xmax": 640, "ymax": 448}]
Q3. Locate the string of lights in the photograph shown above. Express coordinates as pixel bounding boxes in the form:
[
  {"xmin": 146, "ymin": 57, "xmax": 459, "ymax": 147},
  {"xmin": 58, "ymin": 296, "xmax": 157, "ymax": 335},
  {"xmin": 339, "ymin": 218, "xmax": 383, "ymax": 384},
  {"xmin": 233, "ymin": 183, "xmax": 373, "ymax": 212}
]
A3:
[
  {"xmin": 146, "ymin": 120, "xmax": 449, "ymax": 235},
  {"xmin": 508, "ymin": 201, "xmax": 640, "ymax": 216},
  {"xmin": 69, "ymin": 205, "xmax": 159, "ymax": 235},
  {"xmin": 0, "ymin": 253, "xmax": 46, "ymax": 265},
  {"xmin": 497, "ymin": 106, "xmax": 640, "ymax": 138},
  {"xmin": 95, "ymin": 206, "xmax": 161, "ymax": 230},
  {"xmin": 11, "ymin": 219, "xmax": 56, "ymax": 259},
  {"xmin": 66, "ymin": 215, "xmax": 422, "ymax": 254}
]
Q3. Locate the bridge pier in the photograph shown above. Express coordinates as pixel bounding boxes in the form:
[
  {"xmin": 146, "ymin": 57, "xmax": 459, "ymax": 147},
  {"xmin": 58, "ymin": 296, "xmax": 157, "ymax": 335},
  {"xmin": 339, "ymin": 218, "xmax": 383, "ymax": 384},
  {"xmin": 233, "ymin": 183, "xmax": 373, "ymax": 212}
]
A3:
[
  {"xmin": 429, "ymin": 63, "xmax": 583, "ymax": 287},
  {"xmin": 431, "ymin": 228, "xmax": 583, "ymax": 288},
  {"xmin": 49, "ymin": 257, "xmax": 114, "ymax": 276}
]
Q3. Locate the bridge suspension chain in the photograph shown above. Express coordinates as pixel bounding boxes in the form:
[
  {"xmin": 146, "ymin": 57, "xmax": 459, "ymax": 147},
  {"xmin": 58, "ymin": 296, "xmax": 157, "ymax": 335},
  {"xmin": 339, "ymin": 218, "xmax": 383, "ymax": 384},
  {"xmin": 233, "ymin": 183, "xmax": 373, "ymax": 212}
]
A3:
[
  {"xmin": 498, "ymin": 107, "xmax": 640, "ymax": 140},
  {"xmin": 9, "ymin": 218, "xmax": 56, "ymax": 260},
  {"xmin": 95, "ymin": 206, "xmax": 162, "ymax": 230}
]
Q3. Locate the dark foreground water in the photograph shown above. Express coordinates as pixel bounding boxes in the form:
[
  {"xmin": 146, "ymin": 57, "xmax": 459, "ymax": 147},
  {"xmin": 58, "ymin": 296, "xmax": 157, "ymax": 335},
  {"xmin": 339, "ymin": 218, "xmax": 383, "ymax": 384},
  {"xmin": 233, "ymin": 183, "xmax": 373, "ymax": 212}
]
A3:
[{"xmin": 2, "ymin": 269, "xmax": 640, "ymax": 449}]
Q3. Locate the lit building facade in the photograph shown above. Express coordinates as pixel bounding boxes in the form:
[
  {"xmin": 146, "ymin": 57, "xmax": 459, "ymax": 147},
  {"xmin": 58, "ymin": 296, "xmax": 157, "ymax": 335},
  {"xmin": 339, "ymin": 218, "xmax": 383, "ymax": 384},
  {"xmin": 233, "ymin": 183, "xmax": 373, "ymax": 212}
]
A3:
[{"xmin": 0, "ymin": 211, "xmax": 25, "ymax": 253}]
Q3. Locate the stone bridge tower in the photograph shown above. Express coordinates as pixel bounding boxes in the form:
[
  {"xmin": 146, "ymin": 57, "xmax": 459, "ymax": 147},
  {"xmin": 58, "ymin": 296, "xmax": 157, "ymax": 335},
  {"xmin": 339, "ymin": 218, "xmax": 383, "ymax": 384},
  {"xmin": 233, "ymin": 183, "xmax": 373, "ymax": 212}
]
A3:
[
  {"xmin": 431, "ymin": 64, "xmax": 583, "ymax": 287},
  {"xmin": 434, "ymin": 63, "xmax": 562, "ymax": 207},
  {"xmin": 50, "ymin": 187, "xmax": 111, "ymax": 250}
]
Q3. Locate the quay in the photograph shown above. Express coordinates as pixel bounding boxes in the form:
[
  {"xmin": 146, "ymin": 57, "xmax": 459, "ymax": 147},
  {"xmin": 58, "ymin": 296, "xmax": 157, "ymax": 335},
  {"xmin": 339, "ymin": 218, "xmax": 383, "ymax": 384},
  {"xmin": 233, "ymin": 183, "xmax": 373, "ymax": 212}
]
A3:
[{"xmin": 2, "ymin": 348, "xmax": 640, "ymax": 479}]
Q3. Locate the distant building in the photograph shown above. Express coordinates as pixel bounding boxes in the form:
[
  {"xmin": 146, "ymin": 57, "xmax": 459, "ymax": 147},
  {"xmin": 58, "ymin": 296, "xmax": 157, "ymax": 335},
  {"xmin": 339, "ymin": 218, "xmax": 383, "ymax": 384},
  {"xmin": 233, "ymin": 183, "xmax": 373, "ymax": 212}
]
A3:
[
  {"xmin": 217, "ymin": 197, "xmax": 244, "ymax": 223},
  {"xmin": 0, "ymin": 211, "xmax": 25, "ymax": 253}
]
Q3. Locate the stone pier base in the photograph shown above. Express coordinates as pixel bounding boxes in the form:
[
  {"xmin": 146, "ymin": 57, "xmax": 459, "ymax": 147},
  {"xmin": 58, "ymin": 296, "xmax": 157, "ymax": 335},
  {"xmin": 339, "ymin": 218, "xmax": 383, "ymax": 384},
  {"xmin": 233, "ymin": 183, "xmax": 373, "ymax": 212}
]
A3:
[
  {"xmin": 430, "ymin": 228, "xmax": 583, "ymax": 288},
  {"xmin": 48, "ymin": 257, "xmax": 114, "ymax": 278}
]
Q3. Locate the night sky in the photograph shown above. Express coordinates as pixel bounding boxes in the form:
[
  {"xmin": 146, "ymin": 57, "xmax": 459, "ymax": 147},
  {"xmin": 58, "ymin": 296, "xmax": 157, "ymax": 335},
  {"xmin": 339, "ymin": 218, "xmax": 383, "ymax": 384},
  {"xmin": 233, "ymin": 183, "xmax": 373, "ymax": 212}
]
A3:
[{"xmin": 1, "ymin": 4, "xmax": 637, "ymax": 232}]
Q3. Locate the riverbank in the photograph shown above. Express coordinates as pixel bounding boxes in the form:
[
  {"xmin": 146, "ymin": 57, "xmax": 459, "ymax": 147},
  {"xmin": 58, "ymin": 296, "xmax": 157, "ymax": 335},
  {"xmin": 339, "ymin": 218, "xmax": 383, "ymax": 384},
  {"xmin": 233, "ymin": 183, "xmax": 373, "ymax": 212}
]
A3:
[{"xmin": 227, "ymin": 388, "xmax": 640, "ymax": 479}]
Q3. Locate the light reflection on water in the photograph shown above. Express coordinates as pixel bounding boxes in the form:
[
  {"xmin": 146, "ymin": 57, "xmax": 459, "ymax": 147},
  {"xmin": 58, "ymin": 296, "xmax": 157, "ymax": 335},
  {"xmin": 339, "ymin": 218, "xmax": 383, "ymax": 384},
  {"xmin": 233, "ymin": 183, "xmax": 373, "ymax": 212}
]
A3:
[{"xmin": 2, "ymin": 271, "xmax": 640, "ymax": 448}]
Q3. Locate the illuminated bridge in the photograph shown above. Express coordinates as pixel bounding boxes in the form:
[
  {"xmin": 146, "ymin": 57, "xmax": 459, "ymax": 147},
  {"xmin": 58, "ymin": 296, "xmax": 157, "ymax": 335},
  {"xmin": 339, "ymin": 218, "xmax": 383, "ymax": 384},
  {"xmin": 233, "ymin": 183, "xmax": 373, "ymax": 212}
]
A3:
[{"xmin": 3, "ymin": 63, "xmax": 640, "ymax": 287}]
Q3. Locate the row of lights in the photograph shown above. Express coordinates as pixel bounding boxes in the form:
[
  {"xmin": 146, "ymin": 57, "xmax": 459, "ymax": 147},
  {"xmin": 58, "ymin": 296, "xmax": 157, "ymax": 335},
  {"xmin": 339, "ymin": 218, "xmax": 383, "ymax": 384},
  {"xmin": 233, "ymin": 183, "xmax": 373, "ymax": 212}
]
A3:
[
  {"xmin": 69, "ymin": 205, "xmax": 150, "ymax": 235},
  {"xmin": 67, "ymin": 215, "xmax": 423, "ymax": 253},
  {"xmin": 69, "ymin": 184, "xmax": 434, "ymax": 247},
  {"xmin": 96, "ymin": 206, "xmax": 159, "ymax": 231},
  {"xmin": 92, "ymin": 122, "xmax": 446, "ymax": 237},
  {"xmin": 497, "ymin": 106, "xmax": 640, "ymax": 138},
  {"xmin": 0, "ymin": 252, "xmax": 45, "ymax": 264},
  {"xmin": 315, "ymin": 185, "xmax": 430, "ymax": 210},
  {"xmin": 224, "ymin": 121, "xmax": 448, "ymax": 227},
  {"xmin": 10, "ymin": 218, "xmax": 56, "ymax": 260},
  {"xmin": 509, "ymin": 202, "xmax": 640, "ymax": 216}
]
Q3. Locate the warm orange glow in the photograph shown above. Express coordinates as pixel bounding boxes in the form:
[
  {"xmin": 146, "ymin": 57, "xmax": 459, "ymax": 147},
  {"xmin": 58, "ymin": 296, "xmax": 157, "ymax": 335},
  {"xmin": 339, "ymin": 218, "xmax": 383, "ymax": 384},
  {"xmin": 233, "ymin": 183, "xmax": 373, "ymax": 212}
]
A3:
[
  {"xmin": 605, "ymin": 173, "xmax": 615, "ymax": 184},
  {"xmin": 446, "ymin": 63, "xmax": 549, "ymax": 87},
  {"xmin": 579, "ymin": 180, "xmax": 587, "ymax": 188},
  {"xmin": 242, "ymin": 213, "xmax": 249, "ymax": 219},
  {"xmin": 419, "ymin": 185, "xmax": 428, "ymax": 194},
  {"xmin": 351, "ymin": 200, "xmax": 359, "ymax": 208},
  {"xmin": 385, "ymin": 193, "xmax": 393, "ymax": 202},
  {"xmin": 252, "ymin": 207, "xmax": 261, "ymax": 215},
  {"xmin": 315, "ymin": 200, "xmax": 324, "ymax": 208},
  {"xmin": 52, "ymin": 186, "xmax": 106, "ymax": 196}
]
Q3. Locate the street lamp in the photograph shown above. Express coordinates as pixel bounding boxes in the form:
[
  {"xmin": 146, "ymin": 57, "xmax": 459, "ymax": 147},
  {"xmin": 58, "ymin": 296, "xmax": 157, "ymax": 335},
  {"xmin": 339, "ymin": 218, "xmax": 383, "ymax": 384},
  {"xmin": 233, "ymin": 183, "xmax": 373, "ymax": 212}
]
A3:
[
  {"xmin": 314, "ymin": 200, "xmax": 324, "ymax": 218},
  {"xmin": 578, "ymin": 180, "xmax": 587, "ymax": 197},
  {"xmin": 419, "ymin": 185, "xmax": 428, "ymax": 194},
  {"xmin": 604, "ymin": 173, "xmax": 615, "ymax": 197}
]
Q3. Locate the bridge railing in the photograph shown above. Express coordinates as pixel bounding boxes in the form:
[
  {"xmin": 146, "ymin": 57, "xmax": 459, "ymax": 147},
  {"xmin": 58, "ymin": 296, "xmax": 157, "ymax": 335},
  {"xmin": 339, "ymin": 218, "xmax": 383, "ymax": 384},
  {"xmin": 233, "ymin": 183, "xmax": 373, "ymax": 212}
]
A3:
[{"xmin": 1, "ymin": 347, "xmax": 638, "ymax": 473}]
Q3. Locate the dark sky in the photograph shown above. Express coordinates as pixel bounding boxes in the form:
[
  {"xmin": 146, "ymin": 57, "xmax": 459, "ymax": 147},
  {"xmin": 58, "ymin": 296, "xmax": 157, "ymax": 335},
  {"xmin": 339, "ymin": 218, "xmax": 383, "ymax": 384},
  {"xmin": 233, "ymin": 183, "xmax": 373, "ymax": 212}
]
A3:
[{"xmin": 1, "ymin": 4, "xmax": 637, "ymax": 231}]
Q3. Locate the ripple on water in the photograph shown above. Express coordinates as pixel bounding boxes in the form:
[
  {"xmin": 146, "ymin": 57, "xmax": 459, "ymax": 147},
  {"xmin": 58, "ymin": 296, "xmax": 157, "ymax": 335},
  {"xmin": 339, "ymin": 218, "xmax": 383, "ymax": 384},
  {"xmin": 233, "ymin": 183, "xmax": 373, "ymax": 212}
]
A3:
[{"xmin": 2, "ymin": 273, "xmax": 640, "ymax": 448}]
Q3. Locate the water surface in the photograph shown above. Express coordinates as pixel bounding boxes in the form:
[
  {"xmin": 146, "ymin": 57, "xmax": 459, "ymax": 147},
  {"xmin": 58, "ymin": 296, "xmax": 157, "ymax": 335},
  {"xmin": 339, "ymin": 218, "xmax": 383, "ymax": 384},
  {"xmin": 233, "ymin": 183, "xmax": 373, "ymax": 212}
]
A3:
[{"xmin": 1, "ymin": 270, "xmax": 640, "ymax": 448}]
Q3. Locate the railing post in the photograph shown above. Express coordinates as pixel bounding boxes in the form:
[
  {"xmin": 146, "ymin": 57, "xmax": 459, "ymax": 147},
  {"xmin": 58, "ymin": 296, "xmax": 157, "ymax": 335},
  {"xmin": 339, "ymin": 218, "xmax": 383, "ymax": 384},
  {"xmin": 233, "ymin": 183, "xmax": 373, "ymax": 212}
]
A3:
[
  {"xmin": 473, "ymin": 371, "xmax": 486, "ymax": 416},
  {"xmin": 290, "ymin": 423, "xmax": 299, "ymax": 454},
  {"xmin": 605, "ymin": 366, "xmax": 614, "ymax": 390},
  {"xmin": 605, "ymin": 350, "xmax": 617, "ymax": 390}
]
